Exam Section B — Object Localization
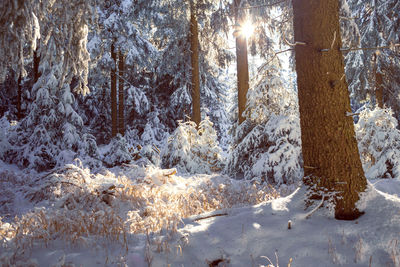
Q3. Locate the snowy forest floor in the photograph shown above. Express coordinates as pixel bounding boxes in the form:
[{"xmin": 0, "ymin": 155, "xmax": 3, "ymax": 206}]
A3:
[{"xmin": 1, "ymin": 159, "xmax": 400, "ymax": 267}]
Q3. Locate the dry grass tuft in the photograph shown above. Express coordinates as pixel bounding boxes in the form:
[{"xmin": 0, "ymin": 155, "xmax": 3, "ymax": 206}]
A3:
[
  {"xmin": 0, "ymin": 164, "xmax": 279, "ymax": 264},
  {"xmin": 118, "ymin": 168, "xmax": 279, "ymax": 234}
]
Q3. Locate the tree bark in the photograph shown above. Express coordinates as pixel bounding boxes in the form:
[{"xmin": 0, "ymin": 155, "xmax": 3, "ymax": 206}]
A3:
[
  {"xmin": 17, "ymin": 73, "xmax": 22, "ymax": 120},
  {"xmin": 235, "ymin": 0, "xmax": 250, "ymax": 125},
  {"xmin": 373, "ymin": 53, "xmax": 384, "ymax": 108},
  {"xmin": 118, "ymin": 49, "xmax": 125, "ymax": 136},
  {"xmin": 190, "ymin": 0, "xmax": 201, "ymax": 126},
  {"xmin": 375, "ymin": 71, "xmax": 384, "ymax": 109},
  {"xmin": 292, "ymin": 0, "xmax": 367, "ymax": 220},
  {"xmin": 33, "ymin": 46, "xmax": 41, "ymax": 83},
  {"xmin": 111, "ymin": 43, "xmax": 118, "ymax": 138}
]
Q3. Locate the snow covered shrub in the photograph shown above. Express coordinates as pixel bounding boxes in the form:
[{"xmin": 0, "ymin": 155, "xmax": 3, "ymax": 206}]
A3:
[
  {"xmin": 355, "ymin": 107, "xmax": 400, "ymax": 179},
  {"xmin": 77, "ymin": 133, "xmax": 102, "ymax": 169},
  {"xmin": 4, "ymin": 62, "xmax": 101, "ymax": 172},
  {"xmin": 227, "ymin": 114, "xmax": 302, "ymax": 185},
  {"xmin": 161, "ymin": 117, "xmax": 222, "ymax": 174},
  {"xmin": 0, "ymin": 168, "xmax": 27, "ymax": 220},
  {"xmin": 162, "ymin": 120, "xmax": 198, "ymax": 172},
  {"xmin": 124, "ymin": 127, "xmax": 162, "ymax": 166},
  {"xmin": 244, "ymin": 64, "xmax": 297, "ymax": 124},
  {"xmin": 103, "ymin": 134, "xmax": 133, "ymax": 167},
  {"xmin": 253, "ymin": 115, "xmax": 302, "ymax": 184},
  {"xmin": 80, "ymin": 133, "xmax": 100, "ymax": 159},
  {"xmin": 141, "ymin": 111, "xmax": 168, "ymax": 145},
  {"xmin": 139, "ymin": 144, "xmax": 161, "ymax": 166},
  {"xmin": 2, "ymin": 165, "xmax": 129, "ymax": 255},
  {"xmin": 227, "ymin": 58, "xmax": 302, "ymax": 185}
]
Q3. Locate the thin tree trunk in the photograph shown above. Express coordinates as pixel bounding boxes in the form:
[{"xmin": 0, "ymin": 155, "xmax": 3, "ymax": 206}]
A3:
[
  {"xmin": 375, "ymin": 71, "xmax": 384, "ymax": 108},
  {"xmin": 235, "ymin": 0, "xmax": 250, "ymax": 125},
  {"xmin": 17, "ymin": 73, "xmax": 22, "ymax": 120},
  {"xmin": 33, "ymin": 46, "xmax": 40, "ymax": 83},
  {"xmin": 292, "ymin": 0, "xmax": 367, "ymax": 220},
  {"xmin": 111, "ymin": 43, "xmax": 118, "ymax": 138},
  {"xmin": 190, "ymin": 0, "xmax": 201, "ymax": 126},
  {"xmin": 118, "ymin": 50, "xmax": 125, "ymax": 136},
  {"xmin": 373, "ymin": 53, "xmax": 384, "ymax": 108}
]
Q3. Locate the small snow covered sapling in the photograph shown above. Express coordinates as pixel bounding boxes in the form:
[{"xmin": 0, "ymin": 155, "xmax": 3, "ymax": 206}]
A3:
[
  {"xmin": 355, "ymin": 107, "xmax": 400, "ymax": 179},
  {"xmin": 161, "ymin": 117, "xmax": 222, "ymax": 174},
  {"xmin": 227, "ymin": 114, "xmax": 302, "ymax": 185},
  {"xmin": 103, "ymin": 134, "xmax": 133, "ymax": 167}
]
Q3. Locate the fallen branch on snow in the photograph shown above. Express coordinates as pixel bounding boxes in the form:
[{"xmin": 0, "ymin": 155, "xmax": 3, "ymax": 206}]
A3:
[{"xmin": 194, "ymin": 213, "xmax": 228, "ymax": 222}]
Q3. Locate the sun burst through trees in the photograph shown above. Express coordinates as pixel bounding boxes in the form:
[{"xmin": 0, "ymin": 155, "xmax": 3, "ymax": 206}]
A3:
[{"xmin": 233, "ymin": 19, "xmax": 254, "ymax": 39}]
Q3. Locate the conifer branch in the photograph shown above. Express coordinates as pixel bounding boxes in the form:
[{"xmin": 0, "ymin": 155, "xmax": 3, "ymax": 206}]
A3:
[
  {"xmin": 237, "ymin": 0, "xmax": 289, "ymax": 10},
  {"xmin": 340, "ymin": 44, "xmax": 400, "ymax": 53},
  {"xmin": 321, "ymin": 44, "xmax": 400, "ymax": 53}
]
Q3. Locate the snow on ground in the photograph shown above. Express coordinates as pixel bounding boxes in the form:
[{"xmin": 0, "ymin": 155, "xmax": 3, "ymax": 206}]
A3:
[
  {"xmin": 153, "ymin": 185, "xmax": 400, "ymax": 267},
  {"xmin": 1, "ymin": 160, "xmax": 400, "ymax": 266}
]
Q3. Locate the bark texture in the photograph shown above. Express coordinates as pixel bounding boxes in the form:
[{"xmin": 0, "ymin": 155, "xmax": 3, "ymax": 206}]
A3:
[
  {"xmin": 235, "ymin": 0, "xmax": 249, "ymax": 125},
  {"xmin": 33, "ymin": 47, "xmax": 40, "ymax": 83},
  {"xmin": 111, "ymin": 43, "xmax": 118, "ymax": 138},
  {"xmin": 17, "ymin": 73, "xmax": 22, "ymax": 120},
  {"xmin": 373, "ymin": 53, "xmax": 384, "ymax": 108},
  {"xmin": 292, "ymin": 0, "xmax": 367, "ymax": 220},
  {"xmin": 190, "ymin": 1, "xmax": 201, "ymax": 126},
  {"xmin": 375, "ymin": 71, "xmax": 384, "ymax": 108},
  {"xmin": 118, "ymin": 50, "xmax": 125, "ymax": 136}
]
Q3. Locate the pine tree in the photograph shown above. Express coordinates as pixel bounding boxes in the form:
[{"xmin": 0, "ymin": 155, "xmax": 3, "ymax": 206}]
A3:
[
  {"xmin": 86, "ymin": 0, "xmax": 156, "ymax": 144},
  {"xmin": 149, "ymin": 0, "xmax": 231, "ymax": 137},
  {"xmin": 0, "ymin": 0, "xmax": 95, "ymax": 93},
  {"xmin": 346, "ymin": 0, "xmax": 400, "ymax": 117},
  {"xmin": 292, "ymin": 0, "xmax": 367, "ymax": 220},
  {"xmin": 2, "ymin": 0, "xmax": 99, "ymax": 171},
  {"xmin": 0, "ymin": 0, "xmax": 40, "ymax": 82}
]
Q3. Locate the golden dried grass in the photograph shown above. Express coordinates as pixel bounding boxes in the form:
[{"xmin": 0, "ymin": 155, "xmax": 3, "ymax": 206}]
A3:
[{"xmin": 0, "ymin": 165, "xmax": 279, "ymax": 252}]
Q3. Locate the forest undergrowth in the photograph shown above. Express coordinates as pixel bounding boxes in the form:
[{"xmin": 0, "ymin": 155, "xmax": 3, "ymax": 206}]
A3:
[{"xmin": 0, "ymin": 162, "xmax": 280, "ymax": 264}]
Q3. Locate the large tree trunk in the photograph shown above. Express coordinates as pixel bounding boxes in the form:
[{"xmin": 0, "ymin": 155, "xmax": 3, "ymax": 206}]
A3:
[
  {"xmin": 190, "ymin": 0, "xmax": 201, "ymax": 126},
  {"xmin": 111, "ymin": 43, "xmax": 118, "ymax": 137},
  {"xmin": 235, "ymin": 0, "xmax": 250, "ymax": 125},
  {"xmin": 292, "ymin": 0, "xmax": 367, "ymax": 220},
  {"xmin": 118, "ymin": 50, "xmax": 125, "ymax": 136}
]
